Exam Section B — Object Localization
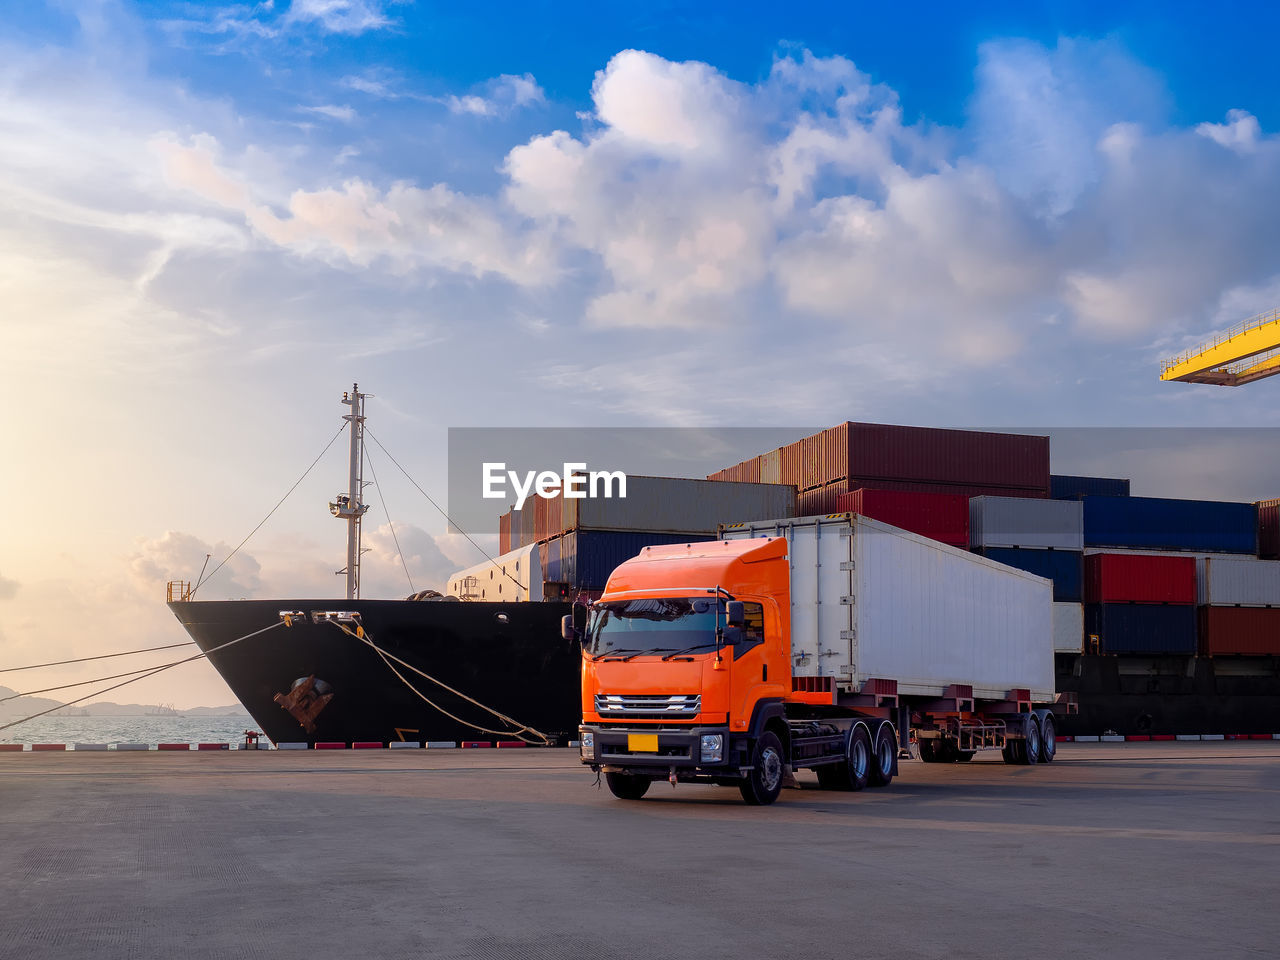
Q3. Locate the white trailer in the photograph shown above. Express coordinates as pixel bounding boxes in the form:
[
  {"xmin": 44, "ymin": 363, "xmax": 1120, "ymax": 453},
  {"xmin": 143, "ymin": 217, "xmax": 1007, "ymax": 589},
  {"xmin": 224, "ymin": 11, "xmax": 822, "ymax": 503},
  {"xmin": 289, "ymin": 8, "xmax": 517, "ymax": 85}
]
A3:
[{"xmin": 720, "ymin": 513, "xmax": 1068, "ymax": 764}]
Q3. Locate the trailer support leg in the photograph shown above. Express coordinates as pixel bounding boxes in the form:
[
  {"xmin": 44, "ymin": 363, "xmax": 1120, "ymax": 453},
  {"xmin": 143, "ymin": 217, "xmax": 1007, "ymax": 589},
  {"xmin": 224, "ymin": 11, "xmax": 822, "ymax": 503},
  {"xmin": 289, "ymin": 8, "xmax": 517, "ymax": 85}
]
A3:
[{"xmin": 897, "ymin": 705, "xmax": 912, "ymax": 759}]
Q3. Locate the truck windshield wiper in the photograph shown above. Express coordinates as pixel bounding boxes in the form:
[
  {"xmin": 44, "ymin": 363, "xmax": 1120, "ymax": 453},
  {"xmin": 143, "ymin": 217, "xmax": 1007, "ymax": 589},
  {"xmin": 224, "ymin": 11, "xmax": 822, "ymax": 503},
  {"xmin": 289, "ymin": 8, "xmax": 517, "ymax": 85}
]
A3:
[
  {"xmin": 614, "ymin": 647, "xmax": 671, "ymax": 662},
  {"xmin": 661, "ymin": 643, "xmax": 719, "ymax": 661}
]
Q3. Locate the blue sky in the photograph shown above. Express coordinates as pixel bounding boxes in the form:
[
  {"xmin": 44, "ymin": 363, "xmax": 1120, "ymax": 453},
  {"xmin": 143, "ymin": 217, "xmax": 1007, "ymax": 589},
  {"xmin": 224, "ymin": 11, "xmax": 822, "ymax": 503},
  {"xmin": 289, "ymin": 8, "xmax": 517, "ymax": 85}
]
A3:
[{"xmin": 4, "ymin": 0, "xmax": 1280, "ymax": 704}]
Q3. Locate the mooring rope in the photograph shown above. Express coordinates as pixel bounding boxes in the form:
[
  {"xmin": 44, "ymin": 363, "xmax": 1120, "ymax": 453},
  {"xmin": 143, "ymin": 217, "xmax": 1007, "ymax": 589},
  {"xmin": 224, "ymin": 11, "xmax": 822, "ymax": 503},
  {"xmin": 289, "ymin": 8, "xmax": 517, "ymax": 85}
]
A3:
[
  {"xmin": 0, "ymin": 621, "xmax": 286, "ymax": 732},
  {"xmin": 0, "ymin": 642, "xmax": 197, "ymax": 674},
  {"xmin": 327, "ymin": 620, "xmax": 550, "ymax": 744}
]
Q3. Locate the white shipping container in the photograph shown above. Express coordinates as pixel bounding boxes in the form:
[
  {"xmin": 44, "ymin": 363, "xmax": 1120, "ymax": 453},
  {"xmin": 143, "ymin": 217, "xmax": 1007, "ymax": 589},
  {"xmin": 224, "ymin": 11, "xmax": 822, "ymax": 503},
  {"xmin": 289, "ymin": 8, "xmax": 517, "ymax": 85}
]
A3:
[
  {"xmin": 564, "ymin": 475, "xmax": 796, "ymax": 534},
  {"xmin": 720, "ymin": 514, "xmax": 1054, "ymax": 701},
  {"xmin": 1198, "ymin": 556, "xmax": 1280, "ymax": 606},
  {"xmin": 1053, "ymin": 602, "xmax": 1084, "ymax": 653},
  {"xmin": 970, "ymin": 496, "xmax": 1084, "ymax": 550}
]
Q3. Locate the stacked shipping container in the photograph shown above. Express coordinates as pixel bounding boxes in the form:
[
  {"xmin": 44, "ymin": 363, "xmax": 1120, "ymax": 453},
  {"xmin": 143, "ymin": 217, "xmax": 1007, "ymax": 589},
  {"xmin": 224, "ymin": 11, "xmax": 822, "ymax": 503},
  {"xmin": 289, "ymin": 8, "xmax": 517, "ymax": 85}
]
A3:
[
  {"xmin": 709, "ymin": 423, "xmax": 1051, "ymax": 504},
  {"xmin": 969, "ymin": 496, "xmax": 1086, "ymax": 651},
  {"xmin": 1258, "ymin": 498, "xmax": 1280, "ymax": 560},
  {"xmin": 1196, "ymin": 556, "xmax": 1280, "ymax": 656},
  {"xmin": 494, "ymin": 476, "xmax": 797, "ymax": 596},
  {"xmin": 1082, "ymin": 554, "xmax": 1198, "ymax": 655},
  {"xmin": 1082, "ymin": 496, "xmax": 1258, "ymax": 554},
  {"xmin": 834, "ymin": 489, "xmax": 969, "ymax": 548},
  {"xmin": 1051, "ymin": 475, "xmax": 1130, "ymax": 499}
]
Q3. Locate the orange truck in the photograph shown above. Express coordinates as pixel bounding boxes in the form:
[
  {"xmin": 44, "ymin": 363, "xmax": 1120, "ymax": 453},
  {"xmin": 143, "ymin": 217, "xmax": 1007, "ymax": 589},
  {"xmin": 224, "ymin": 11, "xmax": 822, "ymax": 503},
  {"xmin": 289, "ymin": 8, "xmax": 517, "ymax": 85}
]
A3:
[{"xmin": 568, "ymin": 514, "xmax": 1069, "ymax": 805}]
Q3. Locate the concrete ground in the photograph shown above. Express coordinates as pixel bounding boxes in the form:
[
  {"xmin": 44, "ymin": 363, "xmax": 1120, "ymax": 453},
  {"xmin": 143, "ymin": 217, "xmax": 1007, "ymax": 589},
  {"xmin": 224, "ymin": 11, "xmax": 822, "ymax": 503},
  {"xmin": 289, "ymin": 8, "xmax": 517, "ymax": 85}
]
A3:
[{"xmin": 1, "ymin": 742, "xmax": 1277, "ymax": 960}]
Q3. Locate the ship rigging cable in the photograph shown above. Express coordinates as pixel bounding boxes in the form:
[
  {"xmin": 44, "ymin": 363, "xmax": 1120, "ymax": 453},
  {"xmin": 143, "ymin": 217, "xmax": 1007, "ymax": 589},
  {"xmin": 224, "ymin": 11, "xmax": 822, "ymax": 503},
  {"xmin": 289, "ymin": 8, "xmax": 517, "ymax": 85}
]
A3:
[
  {"xmin": 327, "ymin": 620, "xmax": 550, "ymax": 744},
  {"xmin": 363, "ymin": 428, "xmax": 527, "ymax": 594},
  {"xmin": 192, "ymin": 422, "xmax": 349, "ymax": 598},
  {"xmin": 363, "ymin": 444, "xmax": 416, "ymax": 595},
  {"xmin": 0, "ymin": 641, "xmax": 196, "ymax": 674},
  {"xmin": 0, "ymin": 621, "xmax": 286, "ymax": 732}
]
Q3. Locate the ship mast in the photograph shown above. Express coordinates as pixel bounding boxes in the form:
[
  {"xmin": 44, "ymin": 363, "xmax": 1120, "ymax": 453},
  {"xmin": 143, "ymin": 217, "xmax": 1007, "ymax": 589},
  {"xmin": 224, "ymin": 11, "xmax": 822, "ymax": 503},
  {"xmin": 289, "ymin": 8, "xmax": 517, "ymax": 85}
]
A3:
[{"xmin": 330, "ymin": 384, "xmax": 370, "ymax": 600}]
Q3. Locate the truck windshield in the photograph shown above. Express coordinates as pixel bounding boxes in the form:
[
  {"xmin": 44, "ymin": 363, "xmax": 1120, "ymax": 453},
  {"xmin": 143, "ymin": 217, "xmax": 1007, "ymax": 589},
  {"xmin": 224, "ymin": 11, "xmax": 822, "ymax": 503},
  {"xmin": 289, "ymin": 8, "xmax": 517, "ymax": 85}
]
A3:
[{"xmin": 588, "ymin": 597, "xmax": 720, "ymax": 656}]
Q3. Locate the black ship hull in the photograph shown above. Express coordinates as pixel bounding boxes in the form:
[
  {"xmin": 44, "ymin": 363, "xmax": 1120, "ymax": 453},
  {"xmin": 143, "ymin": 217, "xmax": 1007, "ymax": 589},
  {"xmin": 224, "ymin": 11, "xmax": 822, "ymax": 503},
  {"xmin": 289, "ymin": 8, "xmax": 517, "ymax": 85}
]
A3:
[
  {"xmin": 168, "ymin": 599, "xmax": 580, "ymax": 745},
  {"xmin": 1057, "ymin": 653, "xmax": 1280, "ymax": 736}
]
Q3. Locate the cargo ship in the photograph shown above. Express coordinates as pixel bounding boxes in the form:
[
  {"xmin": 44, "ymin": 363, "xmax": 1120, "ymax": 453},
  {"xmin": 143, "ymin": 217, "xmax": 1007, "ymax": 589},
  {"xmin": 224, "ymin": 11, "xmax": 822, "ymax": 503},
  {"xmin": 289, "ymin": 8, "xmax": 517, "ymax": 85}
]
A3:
[{"xmin": 167, "ymin": 386, "xmax": 582, "ymax": 746}]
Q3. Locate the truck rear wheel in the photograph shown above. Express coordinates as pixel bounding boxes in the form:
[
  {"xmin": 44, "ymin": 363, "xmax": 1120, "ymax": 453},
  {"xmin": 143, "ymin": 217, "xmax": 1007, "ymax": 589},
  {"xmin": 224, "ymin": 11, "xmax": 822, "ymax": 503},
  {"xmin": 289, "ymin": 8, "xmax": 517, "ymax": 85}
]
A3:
[
  {"xmin": 1021, "ymin": 716, "xmax": 1042, "ymax": 765},
  {"xmin": 817, "ymin": 725, "xmax": 872, "ymax": 790},
  {"xmin": 1039, "ymin": 714, "xmax": 1057, "ymax": 763},
  {"xmin": 605, "ymin": 772, "xmax": 652, "ymax": 800},
  {"xmin": 868, "ymin": 725, "xmax": 896, "ymax": 787},
  {"xmin": 739, "ymin": 731, "xmax": 785, "ymax": 805}
]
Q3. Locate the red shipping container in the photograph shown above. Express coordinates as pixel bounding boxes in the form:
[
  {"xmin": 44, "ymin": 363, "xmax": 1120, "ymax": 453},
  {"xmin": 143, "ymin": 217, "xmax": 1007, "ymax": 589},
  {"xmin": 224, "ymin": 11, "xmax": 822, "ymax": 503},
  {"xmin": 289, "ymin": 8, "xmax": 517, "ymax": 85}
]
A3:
[
  {"xmin": 741, "ymin": 458, "xmax": 762, "ymax": 483},
  {"xmin": 1259, "ymin": 498, "xmax": 1280, "ymax": 560},
  {"xmin": 498, "ymin": 512, "xmax": 511, "ymax": 555},
  {"xmin": 1085, "ymin": 553, "xmax": 1196, "ymax": 605},
  {"xmin": 847, "ymin": 478, "xmax": 1048, "ymax": 500},
  {"xmin": 1199, "ymin": 606, "xmax": 1280, "ymax": 656},
  {"xmin": 836, "ymin": 488, "xmax": 969, "ymax": 547},
  {"xmin": 819, "ymin": 422, "xmax": 1049, "ymax": 492}
]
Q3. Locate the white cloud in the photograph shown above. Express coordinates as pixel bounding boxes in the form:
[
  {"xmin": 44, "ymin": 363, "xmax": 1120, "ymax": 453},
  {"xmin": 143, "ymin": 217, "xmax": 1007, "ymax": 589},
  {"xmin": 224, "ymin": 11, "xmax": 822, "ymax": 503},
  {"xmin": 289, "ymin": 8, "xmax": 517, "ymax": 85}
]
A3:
[
  {"xmin": 301, "ymin": 104, "xmax": 357, "ymax": 122},
  {"xmin": 443, "ymin": 73, "xmax": 546, "ymax": 117},
  {"xmin": 1197, "ymin": 109, "xmax": 1261, "ymax": 154},
  {"xmin": 286, "ymin": 0, "xmax": 396, "ymax": 35}
]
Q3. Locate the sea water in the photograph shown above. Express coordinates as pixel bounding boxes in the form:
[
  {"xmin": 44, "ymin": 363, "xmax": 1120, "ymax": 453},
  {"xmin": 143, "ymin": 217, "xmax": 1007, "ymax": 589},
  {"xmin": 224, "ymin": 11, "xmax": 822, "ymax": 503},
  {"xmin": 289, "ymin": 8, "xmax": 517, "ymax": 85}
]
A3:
[{"xmin": 0, "ymin": 715, "xmax": 258, "ymax": 746}]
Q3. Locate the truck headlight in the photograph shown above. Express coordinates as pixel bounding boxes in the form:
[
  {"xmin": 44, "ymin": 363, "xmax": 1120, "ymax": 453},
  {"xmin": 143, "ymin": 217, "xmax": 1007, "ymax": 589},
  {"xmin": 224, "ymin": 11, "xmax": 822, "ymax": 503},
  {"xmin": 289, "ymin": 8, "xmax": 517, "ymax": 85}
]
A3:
[
  {"xmin": 700, "ymin": 733, "xmax": 723, "ymax": 763},
  {"xmin": 580, "ymin": 731, "xmax": 595, "ymax": 761}
]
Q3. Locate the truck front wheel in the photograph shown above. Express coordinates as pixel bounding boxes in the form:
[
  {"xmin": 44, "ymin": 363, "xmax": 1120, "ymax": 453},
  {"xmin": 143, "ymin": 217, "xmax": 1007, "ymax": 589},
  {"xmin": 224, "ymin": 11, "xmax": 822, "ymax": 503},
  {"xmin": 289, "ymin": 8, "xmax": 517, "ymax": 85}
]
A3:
[
  {"xmin": 605, "ymin": 772, "xmax": 652, "ymax": 800},
  {"xmin": 739, "ymin": 731, "xmax": 785, "ymax": 805}
]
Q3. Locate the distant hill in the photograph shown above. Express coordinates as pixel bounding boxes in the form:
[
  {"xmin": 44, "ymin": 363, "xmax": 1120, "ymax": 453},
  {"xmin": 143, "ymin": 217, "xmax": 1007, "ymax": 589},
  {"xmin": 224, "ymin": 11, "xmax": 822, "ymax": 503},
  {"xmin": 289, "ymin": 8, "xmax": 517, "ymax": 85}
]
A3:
[{"xmin": 0, "ymin": 686, "xmax": 249, "ymax": 719}]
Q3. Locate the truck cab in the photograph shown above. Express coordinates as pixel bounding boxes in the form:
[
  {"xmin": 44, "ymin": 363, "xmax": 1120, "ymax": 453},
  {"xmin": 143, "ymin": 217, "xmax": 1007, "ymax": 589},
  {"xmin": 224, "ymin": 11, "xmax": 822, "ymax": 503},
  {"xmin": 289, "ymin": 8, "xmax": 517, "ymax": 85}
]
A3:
[{"xmin": 574, "ymin": 537, "xmax": 896, "ymax": 804}]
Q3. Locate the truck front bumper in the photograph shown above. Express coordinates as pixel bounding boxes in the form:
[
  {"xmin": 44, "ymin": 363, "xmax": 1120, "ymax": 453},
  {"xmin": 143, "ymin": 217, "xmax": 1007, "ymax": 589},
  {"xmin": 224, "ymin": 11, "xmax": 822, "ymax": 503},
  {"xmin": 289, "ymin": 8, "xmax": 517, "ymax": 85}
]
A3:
[{"xmin": 579, "ymin": 724, "xmax": 736, "ymax": 774}]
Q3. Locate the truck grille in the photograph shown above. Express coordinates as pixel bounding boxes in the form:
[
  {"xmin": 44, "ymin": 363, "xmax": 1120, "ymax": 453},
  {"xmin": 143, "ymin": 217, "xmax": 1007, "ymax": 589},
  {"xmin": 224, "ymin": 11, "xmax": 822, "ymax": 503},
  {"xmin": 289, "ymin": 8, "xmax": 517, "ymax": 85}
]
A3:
[{"xmin": 594, "ymin": 694, "xmax": 701, "ymax": 717}]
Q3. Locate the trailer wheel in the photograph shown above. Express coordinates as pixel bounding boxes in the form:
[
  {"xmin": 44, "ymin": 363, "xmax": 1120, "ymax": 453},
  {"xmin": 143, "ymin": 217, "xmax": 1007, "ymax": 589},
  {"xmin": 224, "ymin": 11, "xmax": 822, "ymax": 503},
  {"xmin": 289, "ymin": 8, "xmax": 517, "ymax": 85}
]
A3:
[
  {"xmin": 918, "ymin": 738, "xmax": 944, "ymax": 763},
  {"xmin": 739, "ymin": 731, "xmax": 785, "ymax": 805},
  {"xmin": 1039, "ymin": 714, "xmax": 1056, "ymax": 763},
  {"xmin": 1020, "ymin": 716, "xmax": 1042, "ymax": 765},
  {"xmin": 1002, "ymin": 741, "xmax": 1022, "ymax": 764},
  {"xmin": 952, "ymin": 748, "xmax": 974, "ymax": 763},
  {"xmin": 604, "ymin": 772, "xmax": 651, "ymax": 800},
  {"xmin": 868, "ymin": 725, "xmax": 896, "ymax": 787}
]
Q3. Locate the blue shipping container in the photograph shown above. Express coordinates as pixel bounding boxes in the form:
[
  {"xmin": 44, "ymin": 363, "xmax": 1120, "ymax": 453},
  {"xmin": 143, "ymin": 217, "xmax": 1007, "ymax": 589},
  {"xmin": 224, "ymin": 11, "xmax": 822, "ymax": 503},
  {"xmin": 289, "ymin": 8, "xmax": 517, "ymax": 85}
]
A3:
[
  {"xmin": 1051, "ymin": 475, "xmax": 1130, "ymax": 500},
  {"xmin": 547, "ymin": 530, "xmax": 710, "ymax": 588},
  {"xmin": 980, "ymin": 547, "xmax": 1083, "ymax": 602},
  {"xmin": 1084, "ymin": 603, "xmax": 1197, "ymax": 655},
  {"xmin": 1082, "ymin": 496, "xmax": 1257, "ymax": 554}
]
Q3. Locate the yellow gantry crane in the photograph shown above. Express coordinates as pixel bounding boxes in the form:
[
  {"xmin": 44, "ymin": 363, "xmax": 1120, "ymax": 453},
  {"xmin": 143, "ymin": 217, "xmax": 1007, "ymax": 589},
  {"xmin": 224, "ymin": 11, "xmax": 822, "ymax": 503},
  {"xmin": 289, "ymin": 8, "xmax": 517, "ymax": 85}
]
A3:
[{"xmin": 1161, "ymin": 307, "xmax": 1280, "ymax": 386}]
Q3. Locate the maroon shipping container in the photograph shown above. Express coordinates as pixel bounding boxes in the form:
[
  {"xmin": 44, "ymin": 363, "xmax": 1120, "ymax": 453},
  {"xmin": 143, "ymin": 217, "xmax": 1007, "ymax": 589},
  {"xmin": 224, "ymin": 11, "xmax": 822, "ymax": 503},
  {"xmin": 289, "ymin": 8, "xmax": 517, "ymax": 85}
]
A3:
[
  {"xmin": 1085, "ymin": 553, "xmax": 1196, "ymax": 605},
  {"xmin": 1259, "ymin": 498, "xmax": 1280, "ymax": 560},
  {"xmin": 836, "ymin": 488, "xmax": 969, "ymax": 548},
  {"xmin": 1199, "ymin": 606, "xmax": 1280, "ymax": 656},
  {"xmin": 817, "ymin": 422, "xmax": 1049, "ymax": 492},
  {"xmin": 498, "ymin": 511, "xmax": 512, "ymax": 555},
  {"xmin": 848, "ymin": 478, "xmax": 1048, "ymax": 500}
]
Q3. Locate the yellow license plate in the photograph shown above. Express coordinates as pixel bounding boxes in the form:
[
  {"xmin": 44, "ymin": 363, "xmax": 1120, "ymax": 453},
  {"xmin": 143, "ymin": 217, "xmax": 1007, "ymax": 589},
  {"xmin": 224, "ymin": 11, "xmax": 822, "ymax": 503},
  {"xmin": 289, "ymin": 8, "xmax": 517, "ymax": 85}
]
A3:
[{"xmin": 627, "ymin": 733, "xmax": 659, "ymax": 753}]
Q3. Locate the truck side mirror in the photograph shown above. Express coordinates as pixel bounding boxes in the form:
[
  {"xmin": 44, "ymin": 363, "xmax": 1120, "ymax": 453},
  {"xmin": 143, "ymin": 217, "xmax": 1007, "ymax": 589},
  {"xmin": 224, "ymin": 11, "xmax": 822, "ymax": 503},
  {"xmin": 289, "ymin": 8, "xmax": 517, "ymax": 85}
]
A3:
[
  {"xmin": 722, "ymin": 625, "xmax": 743, "ymax": 645},
  {"xmin": 725, "ymin": 601, "xmax": 745, "ymax": 626},
  {"xmin": 561, "ymin": 614, "xmax": 576, "ymax": 642}
]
